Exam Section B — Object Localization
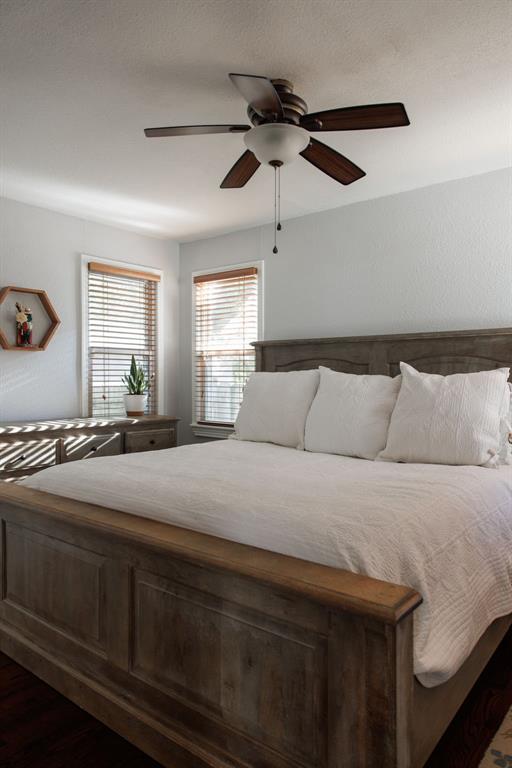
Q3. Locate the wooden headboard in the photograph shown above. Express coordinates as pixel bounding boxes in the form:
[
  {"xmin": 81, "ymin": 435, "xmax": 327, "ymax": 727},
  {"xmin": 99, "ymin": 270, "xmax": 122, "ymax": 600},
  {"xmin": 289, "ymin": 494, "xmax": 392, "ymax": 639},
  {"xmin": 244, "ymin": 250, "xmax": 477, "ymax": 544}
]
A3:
[{"xmin": 254, "ymin": 327, "xmax": 512, "ymax": 380}]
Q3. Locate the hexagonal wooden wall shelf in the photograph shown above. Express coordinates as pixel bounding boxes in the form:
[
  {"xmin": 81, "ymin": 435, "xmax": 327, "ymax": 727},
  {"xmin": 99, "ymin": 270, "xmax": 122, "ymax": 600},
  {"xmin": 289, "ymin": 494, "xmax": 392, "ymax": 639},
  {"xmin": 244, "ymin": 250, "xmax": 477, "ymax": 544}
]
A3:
[{"xmin": 0, "ymin": 286, "xmax": 61, "ymax": 351}]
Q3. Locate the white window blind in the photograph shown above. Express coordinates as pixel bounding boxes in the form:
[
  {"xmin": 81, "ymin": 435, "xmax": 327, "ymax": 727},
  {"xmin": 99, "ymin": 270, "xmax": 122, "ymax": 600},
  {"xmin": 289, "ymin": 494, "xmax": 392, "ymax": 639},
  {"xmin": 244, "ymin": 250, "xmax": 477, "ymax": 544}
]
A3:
[
  {"xmin": 87, "ymin": 262, "xmax": 159, "ymax": 418},
  {"xmin": 194, "ymin": 267, "xmax": 258, "ymax": 426}
]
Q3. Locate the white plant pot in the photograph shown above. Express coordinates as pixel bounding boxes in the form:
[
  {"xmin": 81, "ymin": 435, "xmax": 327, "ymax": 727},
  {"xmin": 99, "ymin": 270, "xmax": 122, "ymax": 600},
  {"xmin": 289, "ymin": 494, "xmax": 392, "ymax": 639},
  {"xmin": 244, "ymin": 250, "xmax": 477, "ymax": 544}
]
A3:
[{"xmin": 123, "ymin": 393, "xmax": 146, "ymax": 417}]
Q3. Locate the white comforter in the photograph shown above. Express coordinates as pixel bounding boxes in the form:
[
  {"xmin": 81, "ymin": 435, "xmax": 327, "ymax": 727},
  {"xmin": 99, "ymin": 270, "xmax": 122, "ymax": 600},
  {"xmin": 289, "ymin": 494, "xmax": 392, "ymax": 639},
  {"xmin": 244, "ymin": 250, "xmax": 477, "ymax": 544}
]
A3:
[{"xmin": 23, "ymin": 439, "xmax": 512, "ymax": 687}]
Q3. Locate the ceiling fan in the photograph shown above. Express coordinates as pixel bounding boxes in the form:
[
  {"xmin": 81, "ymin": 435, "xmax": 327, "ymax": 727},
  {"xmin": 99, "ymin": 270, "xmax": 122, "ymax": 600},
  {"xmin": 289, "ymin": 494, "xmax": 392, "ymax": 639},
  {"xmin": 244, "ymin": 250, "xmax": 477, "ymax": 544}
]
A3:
[
  {"xmin": 144, "ymin": 74, "xmax": 410, "ymax": 250},
  {"xmin": 145, "ymin": 73, "xmax": 410, "ymax": 186}
]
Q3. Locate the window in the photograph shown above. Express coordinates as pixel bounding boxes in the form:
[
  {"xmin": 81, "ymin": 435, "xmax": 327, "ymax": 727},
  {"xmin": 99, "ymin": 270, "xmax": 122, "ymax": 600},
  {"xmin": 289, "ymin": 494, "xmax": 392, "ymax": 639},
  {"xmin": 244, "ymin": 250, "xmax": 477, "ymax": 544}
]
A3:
[
  {"xmin": 86, "ymin": 261, "xmax": 160, "ymax": 418},
  {"xmin": 193, "ymin": 266, "xmax": 260, "ymax": 431}
]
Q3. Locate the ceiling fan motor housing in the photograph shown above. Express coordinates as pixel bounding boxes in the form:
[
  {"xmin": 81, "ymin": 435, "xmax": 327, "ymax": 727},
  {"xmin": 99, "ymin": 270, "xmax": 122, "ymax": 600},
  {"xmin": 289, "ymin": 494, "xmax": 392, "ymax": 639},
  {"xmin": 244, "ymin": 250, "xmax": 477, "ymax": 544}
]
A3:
[{"xmin": 247, "ymin": 79, "xmax": 308, "ymax": 126}]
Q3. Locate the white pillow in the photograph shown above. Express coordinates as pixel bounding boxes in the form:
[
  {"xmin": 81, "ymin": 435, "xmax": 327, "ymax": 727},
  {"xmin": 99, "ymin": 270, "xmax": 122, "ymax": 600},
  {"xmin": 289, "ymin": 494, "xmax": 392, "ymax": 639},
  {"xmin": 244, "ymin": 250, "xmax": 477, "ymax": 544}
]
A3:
[
  {"xmin": 498, "ymin": 383, "xmax": 512, "ymax": 464},
  {"xmin": 234, "ymin": 370, "xmax": 320, "ymax": 449},
  {"xmin": 378, "ymin": 363, "xmax": 510, "ymax": 466},
  {"xmin": 305, "ymin": 367, "xmax": 401, "ymax": 460}
]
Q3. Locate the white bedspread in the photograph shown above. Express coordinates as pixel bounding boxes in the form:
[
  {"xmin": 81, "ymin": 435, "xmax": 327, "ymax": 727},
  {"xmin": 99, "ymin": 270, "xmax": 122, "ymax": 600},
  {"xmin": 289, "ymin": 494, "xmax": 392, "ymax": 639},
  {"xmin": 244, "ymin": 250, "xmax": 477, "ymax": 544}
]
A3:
[{"xmin": 23, "ymin": 440, "xmax": 512, "ymax": 687}]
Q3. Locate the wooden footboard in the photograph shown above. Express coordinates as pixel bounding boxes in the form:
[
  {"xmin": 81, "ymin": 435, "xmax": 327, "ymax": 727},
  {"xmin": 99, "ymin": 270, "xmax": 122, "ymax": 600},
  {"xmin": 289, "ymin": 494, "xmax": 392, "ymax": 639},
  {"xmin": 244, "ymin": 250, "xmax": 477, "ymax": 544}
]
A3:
[{"xmin": 0, "ymin": 484, "xmax": 422, "ymax": 768}]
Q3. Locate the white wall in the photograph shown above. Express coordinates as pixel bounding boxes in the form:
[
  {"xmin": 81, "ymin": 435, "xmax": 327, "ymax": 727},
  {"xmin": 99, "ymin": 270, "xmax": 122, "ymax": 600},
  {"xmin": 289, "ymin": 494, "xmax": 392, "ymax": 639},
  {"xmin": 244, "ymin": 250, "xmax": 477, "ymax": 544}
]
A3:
[
  {"xmin": 2, "ymin": 169, "xmax": 511, "ymax": 434},
  {"xmin": 179, "ymin": 168, "xmax": 512, "ymax": 444},
  {"xmin": 0, "ymin": 198, "xmax": 180, "ymax": 421}
]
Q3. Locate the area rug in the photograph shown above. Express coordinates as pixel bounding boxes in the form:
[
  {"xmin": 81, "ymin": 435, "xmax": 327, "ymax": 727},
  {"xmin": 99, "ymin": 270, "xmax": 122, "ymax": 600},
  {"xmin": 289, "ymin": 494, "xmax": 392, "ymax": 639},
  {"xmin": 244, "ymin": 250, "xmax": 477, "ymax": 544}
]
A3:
[{"xmin": 480, "ymin": 707, "xmax": 512, "ymax": 767}]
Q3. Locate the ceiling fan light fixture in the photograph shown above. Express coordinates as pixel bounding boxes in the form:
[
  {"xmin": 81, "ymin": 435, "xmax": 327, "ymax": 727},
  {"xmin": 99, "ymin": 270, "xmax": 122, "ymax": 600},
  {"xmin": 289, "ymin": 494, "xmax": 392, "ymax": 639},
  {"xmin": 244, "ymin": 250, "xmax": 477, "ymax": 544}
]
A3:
[{"xmin": 244, "ymin": 123, "xmax": 310, "ymax": 166}]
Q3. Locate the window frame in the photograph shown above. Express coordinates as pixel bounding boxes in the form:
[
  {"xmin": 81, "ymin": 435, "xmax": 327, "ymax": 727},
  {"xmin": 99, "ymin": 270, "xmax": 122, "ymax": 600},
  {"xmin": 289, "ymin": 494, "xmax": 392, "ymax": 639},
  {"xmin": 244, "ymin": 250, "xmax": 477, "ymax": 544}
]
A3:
[
  {"xmin": 191, "ymin": 261, "xmax": 264, "ymax": 439},
  {"xmin": 80, "ymin": 254, "xmax": 164, "ymax": 418}
]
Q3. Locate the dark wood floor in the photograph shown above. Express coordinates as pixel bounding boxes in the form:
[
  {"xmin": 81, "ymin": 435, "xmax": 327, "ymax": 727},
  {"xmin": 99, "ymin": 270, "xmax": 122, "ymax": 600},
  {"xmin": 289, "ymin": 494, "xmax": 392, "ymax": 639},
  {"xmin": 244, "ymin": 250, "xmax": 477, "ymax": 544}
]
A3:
[{"xmin": 1, "ymin": 628, "xmax": 511, "ymax": 767}]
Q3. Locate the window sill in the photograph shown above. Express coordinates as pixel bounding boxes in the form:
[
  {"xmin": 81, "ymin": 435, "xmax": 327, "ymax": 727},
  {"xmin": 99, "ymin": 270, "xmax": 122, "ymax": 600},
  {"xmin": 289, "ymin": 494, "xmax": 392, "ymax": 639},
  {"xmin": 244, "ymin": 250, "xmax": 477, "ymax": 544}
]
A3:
[{"xmin": 191, "ymin": 423, "xmax": 234, "ymax": 439}]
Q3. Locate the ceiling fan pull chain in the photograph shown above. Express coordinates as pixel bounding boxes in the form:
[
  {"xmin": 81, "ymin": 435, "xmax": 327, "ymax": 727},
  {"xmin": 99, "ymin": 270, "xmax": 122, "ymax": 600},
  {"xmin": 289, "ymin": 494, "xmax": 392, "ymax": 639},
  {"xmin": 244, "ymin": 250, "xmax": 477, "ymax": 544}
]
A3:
[
  {"xmin": 273, "ymin": 164, "xmax": 278, "ymax": 254},
  {"xmin": 277, "ymin": 165, "xmax": 282, "ymax": 232}
]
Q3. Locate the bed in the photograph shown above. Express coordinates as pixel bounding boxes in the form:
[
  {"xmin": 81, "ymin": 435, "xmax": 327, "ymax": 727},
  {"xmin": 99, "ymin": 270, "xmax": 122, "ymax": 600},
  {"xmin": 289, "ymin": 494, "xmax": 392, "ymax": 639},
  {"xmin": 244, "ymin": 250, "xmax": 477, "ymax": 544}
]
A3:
[{"xmin": 1, "ymin": 327, "xmax": 512, "ymax": 768}]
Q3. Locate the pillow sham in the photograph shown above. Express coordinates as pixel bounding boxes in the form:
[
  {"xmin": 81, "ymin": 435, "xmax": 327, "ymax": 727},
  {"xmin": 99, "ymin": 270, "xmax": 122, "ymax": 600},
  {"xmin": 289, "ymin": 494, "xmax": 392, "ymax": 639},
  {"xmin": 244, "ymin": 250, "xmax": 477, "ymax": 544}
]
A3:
[
  {"xmin": 378, "ymin": 363, "xmax": 510, "ymax": 466},
  {"xmin": 234, "ymin": 370, "xmax": 320, "ymax": 449},
  {"xmin": 305, "ymin": 367, "xmax": 401, "ymax": 460}
]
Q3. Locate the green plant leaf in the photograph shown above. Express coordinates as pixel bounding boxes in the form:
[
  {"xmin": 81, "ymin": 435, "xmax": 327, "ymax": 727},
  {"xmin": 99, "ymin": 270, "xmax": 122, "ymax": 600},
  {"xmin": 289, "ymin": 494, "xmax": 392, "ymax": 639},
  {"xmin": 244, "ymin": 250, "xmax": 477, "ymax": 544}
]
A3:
[{"xmin": 122, "ymin": 355, "xmax": 148, "ymax": 394}]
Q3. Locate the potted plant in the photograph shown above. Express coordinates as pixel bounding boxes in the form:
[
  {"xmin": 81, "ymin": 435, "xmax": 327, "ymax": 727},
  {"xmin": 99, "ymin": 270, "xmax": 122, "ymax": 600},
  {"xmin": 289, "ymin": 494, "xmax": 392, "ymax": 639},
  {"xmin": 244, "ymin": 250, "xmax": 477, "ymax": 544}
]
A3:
[{"xmin": 122, "ymin": 355, "xmax": 148, "ymax": 416}]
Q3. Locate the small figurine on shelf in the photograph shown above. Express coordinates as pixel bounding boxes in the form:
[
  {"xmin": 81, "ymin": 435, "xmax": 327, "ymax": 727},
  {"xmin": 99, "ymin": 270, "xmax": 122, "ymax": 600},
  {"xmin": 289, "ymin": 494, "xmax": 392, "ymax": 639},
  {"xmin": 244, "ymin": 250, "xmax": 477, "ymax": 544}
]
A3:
[{"xmin": 15, "ymin": 301, "xmax": 33, "ymax": 347}]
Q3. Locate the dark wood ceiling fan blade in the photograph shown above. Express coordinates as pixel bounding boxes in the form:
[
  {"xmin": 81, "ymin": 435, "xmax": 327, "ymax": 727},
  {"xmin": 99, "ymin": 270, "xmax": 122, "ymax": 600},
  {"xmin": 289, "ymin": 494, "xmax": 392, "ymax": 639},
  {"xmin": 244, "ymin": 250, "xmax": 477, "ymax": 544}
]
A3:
[
  {"xmin": 220, "ymin": 150, "xmax": 260, "ymax": 188},
  {"xmin": 144, "ymin": 124, "xmax": 250, "ymax": 137},
  {"xmin": 301, "ymin": 138, "xmax": 365, "ymax": 185},
  {"xmin": 229, "ymin": 73, "xmax": 284, "ymax": 118},
  {"xmin": 301, "ymin": 103, "xmax": 410, "ymax": 132}
]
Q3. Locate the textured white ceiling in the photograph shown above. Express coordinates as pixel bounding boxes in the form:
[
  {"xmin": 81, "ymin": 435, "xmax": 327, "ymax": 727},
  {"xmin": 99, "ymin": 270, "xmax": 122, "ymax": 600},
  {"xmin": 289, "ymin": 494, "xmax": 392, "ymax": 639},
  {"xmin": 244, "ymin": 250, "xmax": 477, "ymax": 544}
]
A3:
[{"xmin": 1, "ymin": 0, "xmax": 511, "ymax": 241}]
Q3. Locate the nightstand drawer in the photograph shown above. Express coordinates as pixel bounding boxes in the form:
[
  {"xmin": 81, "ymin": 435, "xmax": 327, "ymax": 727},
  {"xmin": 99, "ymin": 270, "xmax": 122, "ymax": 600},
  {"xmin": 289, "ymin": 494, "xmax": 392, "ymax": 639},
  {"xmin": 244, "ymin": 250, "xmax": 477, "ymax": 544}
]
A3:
[
  {"xmin": 125, "ymin": 428, "xmax": 176, "ymax": 454},
  {"xmin": 60, "ymin": 433, "xmax": 121, "ymax": 462}
]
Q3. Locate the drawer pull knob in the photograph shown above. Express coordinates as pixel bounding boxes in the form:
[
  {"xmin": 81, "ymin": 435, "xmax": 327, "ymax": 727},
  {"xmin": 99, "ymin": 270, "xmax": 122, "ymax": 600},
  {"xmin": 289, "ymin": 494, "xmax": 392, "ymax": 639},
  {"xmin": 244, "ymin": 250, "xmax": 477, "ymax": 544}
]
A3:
[
  {"xmin": 149, "ymin": 439, "xmax": 156, "ymax": 445},
  {"xmin": 5, "ymin": 454, "xmax": 26, "ymax": 469}
]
